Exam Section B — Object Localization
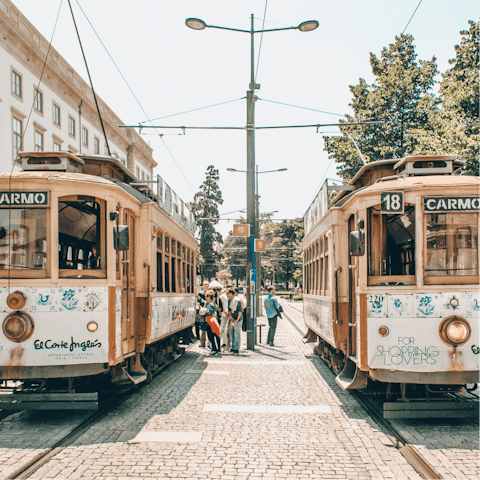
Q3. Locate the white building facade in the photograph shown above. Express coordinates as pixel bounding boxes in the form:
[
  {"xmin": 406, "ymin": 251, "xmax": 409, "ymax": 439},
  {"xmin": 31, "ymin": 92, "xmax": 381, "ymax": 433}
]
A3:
[{"xmin": 0, "ymin": 0, "xmax": 156, "ymax": 179}]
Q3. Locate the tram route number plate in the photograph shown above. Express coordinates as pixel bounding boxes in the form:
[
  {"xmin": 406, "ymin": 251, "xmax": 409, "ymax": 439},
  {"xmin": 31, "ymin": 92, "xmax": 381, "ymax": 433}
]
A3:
[{"xmin": 381, "ymin": 191, "xmax": 404, "ymax": 214}]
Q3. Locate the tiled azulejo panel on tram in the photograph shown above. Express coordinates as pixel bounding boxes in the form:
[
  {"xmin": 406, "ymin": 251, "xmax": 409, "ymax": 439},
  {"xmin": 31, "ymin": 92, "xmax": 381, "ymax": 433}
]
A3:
[
  {"xmin": 0, "ymin": 286, "xmax": 108, "ymax": 313},
  {"xmin": 366, "ymin": 292, "xmax": 479, "ymax": 318}
]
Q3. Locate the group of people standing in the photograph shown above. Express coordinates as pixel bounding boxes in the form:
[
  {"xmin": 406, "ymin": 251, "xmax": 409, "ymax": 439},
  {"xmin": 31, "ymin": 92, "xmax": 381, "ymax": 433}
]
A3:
[
  {"xmin": 195, "ymin": 281, "xmax": 282, "ymax": 352},
  {"xmin": 195, "ymin": 281, "xmax": 245, "ymax": 355}
]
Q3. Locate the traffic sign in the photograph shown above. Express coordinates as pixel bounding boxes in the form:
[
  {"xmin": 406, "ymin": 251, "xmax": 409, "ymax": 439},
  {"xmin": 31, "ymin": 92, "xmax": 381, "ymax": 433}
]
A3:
[
  {"xmin": 254, "ymin": 239, "xmax": 266, "ymax": 252},
  {"xmin": 233, "ymin": 224, "xmax": 250, "ymax": 237}
]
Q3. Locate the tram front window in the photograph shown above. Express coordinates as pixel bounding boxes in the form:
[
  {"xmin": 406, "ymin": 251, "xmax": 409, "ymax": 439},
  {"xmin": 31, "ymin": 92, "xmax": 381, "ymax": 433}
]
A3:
[
  {"xmin": 426, "ymin": 213, "xmax": 478, "ymax": 277},
  {"xmin": 368, "ymin": 205, "xmax": 415, "ymax": 284},
  {"xmin": 0, "ymin": 208, "xmax": 47, "ymax": 270},
  {"xmin": 58, "ymin": 200, "xmax": 103, "ymax": 271}
]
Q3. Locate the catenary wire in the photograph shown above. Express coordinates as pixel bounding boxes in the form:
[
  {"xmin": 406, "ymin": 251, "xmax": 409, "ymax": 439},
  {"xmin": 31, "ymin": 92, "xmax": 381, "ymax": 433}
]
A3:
[
  {"xmin": 255, "ymin": 0, "xmax": 269, "ymax": 82},
  {"xmin": 143, "ymin": 98, "xmax": 245, "ymax": 124},
  {"xmin": 7, "ymin": 0, "xmax": 63, "ymax": 294},
  {"xmin": 74, "ymin": 0, "xmax": 195, "ymax": 193},
  {"xmin": 68, "ymin": 0, "xmax": 111, "ymax": 155},
  {"xmin": 258, "ymin": 98, "xmax": 344, "ymax": 117},
  {"xmin": 402, "ymin": 0, "xmax": 423, "ymax": 34}
]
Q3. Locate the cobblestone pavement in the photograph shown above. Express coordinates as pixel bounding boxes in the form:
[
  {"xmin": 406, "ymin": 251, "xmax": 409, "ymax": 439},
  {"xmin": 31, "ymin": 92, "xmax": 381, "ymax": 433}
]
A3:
[
  {"xmin": 0, "ymin": 300, "xmax": 476, "ymax": 479},
  {"xmin": 282, "ymin": 299, "xmax": 480, "ymax": 480}
]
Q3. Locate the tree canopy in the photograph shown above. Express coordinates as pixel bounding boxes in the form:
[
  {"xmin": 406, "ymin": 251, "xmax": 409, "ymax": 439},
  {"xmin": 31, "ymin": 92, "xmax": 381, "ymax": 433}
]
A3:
[
  {"xmin": 187, "ymin": 165, "xmax": 223, "ymax": 281},
  {"xmin": 324, "ymin": 34, "xmax": 438, "ymax": 181}
]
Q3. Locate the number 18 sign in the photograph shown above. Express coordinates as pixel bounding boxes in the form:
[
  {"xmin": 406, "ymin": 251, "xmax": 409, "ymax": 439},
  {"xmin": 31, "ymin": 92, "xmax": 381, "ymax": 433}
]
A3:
[{"xmin": 381, "ymin": 191, "xmax": 404, "ymax": 214}]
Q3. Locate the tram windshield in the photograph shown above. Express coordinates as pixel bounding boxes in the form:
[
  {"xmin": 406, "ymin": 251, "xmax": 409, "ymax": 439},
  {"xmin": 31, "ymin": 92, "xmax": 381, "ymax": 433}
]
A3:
[
  {"xmin": 426, "ymin": 212, "xmax": 478, "ymax": 277},
  {"xmin": 368, "ymin": 205, "xmax": 415, "ymax": 283},
  {"xmin": 0, "ymin": 208, "xmax": 47, "ymax": 270},
  {"xmin": 58, "ymin": 200, "xmax": 102, "ymax": 271}
]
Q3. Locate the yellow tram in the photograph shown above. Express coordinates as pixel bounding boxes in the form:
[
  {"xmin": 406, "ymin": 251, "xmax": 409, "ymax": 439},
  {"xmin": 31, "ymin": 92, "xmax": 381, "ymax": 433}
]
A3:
[
  {"xmin": 302, "ymin": 155, "xmax": 479, "ymax": 411},
  {"xmin": 0, "ymin": 151, "xmax": 197, "ymax": 395}
]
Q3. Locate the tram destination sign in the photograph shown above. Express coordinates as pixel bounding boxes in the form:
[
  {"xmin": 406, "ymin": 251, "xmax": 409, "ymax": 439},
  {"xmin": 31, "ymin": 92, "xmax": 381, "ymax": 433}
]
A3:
[
  {"xmin": 0, "ymin": 191, "xmax": 49, "ymax": 207},
  {"xmin": 424, "ymin": 196, "xmax": 479, "ymax": 212}
]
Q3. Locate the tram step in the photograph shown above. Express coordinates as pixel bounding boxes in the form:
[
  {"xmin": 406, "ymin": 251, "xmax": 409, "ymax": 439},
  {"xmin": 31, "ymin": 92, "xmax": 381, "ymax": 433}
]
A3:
[
  {"xmin": 0, "ymin": 392, "xmax": 99, "ymax": 410},
  {"xmin": 383, "ymin": 401, "xmax": 479, "ymax": 419}
]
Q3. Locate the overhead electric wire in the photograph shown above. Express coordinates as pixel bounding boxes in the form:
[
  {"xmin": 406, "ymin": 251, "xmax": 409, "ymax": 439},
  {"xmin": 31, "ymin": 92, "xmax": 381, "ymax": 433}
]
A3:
[
  {"xmin": 402, "ymin": 0, "xmax": 423, "ymax": 34},
  {"xmin": 255, "ymin": 0, "xmax": 269, "ymax": 82},
  {"xmin": 7, "ymin": 0, "xmax": 63, "ymax": 294},
  {"xmin": 258, "ymin": 98, "xmax": 344, "ymax": 117},
  {"xmin": 143, "ymin": 98, "xmax": 245, "ymax": 124},
  {"xmin": 74, "ymin": 0, "xmax": 195, "ymax": 193},
  {"xmin": 68, "ymin": 0, "xmax": 111, "ymax": 156}
]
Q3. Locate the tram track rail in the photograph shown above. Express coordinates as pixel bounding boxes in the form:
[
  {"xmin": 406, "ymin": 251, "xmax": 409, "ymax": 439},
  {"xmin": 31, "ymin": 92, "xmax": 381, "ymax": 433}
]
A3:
[
  {"xmin": 280, "ymin": 301, "xmax": 443, "ymax": 480},
  {"xmin": 6, "ymin": 345, "xmax": 191, "ymax": 480}
]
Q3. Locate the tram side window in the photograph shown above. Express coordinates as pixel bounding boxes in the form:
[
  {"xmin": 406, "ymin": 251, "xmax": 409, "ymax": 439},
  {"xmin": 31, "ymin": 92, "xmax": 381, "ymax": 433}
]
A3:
[
  {"xmin": 368, "ymin": 205, "xmax": 415, "ymax": 282},
  {"xmin": 58, "ymin": 200, "xmax": 103, "ymax": 271},
  {"xmin": 157, "ymin": 253, "xmax": 163, "ymax": 291},
  {"xmin": 426, "ymin": 213, "xmax": 478, "ymax": 277},
  {"xmin": 0, "ymin": 208, "xmax": 47, "ymax": 271}
]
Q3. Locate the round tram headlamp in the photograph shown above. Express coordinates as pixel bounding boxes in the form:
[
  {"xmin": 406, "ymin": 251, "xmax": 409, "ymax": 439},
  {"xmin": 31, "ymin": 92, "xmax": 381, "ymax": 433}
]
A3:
[
  {"xmin": 2, "ymin": 312, "xmax": 34, "ymax": 343},
  {"xmin": 378, "ymin": 326, "xmax": 389, "ymax": 337},
  {"xmin": 7, "ymin": 291, "xmax": 26, "ymax": 310},
  {"xmin": 87, "ymin": 321, "xmax": 98, "ymax": 332},
  {"xmin": 439, "ymin": 316, "xmax": 471, "ymax": 347}
]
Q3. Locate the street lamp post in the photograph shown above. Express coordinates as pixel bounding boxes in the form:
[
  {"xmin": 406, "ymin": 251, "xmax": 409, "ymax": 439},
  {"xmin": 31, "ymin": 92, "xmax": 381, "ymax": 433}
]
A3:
[
  {"xmin": 186, "ymin": 15, "xmax": 318, "ymax": 350},
  {"xmin": 227, "ymin": 166, "xmax": 286, "ymax": 321}
]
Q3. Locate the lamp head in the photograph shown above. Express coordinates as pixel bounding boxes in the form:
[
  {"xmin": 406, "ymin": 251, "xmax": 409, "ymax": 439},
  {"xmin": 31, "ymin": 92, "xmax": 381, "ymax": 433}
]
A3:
[
  {"xmin": 278, "ymin": 168, "xmax": 288, "ymax": 172},
  {"xmin": 185, "ymin": 18, "xmax": 207, "ymax": 30},
  {"xmin": 226, "ymin": 168, "xmax": 237, "ymax": 172},
  {"xmin": 298, "ymin": 20, "xmax": 319, "ymax": 32}
]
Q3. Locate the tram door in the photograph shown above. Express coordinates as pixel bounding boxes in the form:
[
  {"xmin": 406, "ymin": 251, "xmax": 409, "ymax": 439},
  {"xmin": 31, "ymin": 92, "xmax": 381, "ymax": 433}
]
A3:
[
  {"xmin": 121, "ymin": 211, "xmax": 137, "ymax": 355},
  {"xmin": 348, "ymin": 215, "xmax": 357, "ymax": 357}
]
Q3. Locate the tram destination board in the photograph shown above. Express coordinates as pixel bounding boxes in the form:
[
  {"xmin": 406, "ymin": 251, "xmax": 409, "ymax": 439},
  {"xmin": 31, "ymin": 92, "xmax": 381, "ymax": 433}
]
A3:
[
  {"xmin": 381, "ymin": 191, "xmax": 404, "ymax": 214},
  {"xmin": 0, "ymin": 191, "xmax": 49, "ymax": 207},
  {"xmin": 424, "ymin": 196, "xmax": 480, "ymax": 211}
]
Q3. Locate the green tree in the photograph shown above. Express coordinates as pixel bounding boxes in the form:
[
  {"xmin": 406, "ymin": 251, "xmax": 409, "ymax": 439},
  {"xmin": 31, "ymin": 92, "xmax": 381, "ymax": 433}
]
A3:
[
  {"xmin": 187, "ymin": 166, "xmax": 223, "ymax": 281},
  {"xmin": 413, "ymin": 21, "xmax": 479, "ymax": 175},
  {"xmin": 223, "ymin": 227, "xmax": 247, "ymax": 287},
  {"xmin": 261, "ymin": 218, "xmax": 303, "ymax": 288},
  {"xmin": 324, "ymin": 34, "xmax": 438, "ymax": 181}
]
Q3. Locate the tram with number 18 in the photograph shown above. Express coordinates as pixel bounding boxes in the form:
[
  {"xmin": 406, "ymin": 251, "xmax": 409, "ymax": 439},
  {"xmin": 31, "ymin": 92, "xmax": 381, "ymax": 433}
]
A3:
[
  {"xmin": 0, "ymin": 151, "xmax": 197, "ymax": 400},
  {"xmin": 302, "ymin": 155, "xmax": 479, "ymax": 413}
]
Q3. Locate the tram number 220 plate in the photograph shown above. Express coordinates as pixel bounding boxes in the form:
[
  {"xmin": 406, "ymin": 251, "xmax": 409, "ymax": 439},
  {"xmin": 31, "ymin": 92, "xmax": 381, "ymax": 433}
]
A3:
[{"xmin": 381, "ymin": 191, "xmax": 404, "ymax": 214}]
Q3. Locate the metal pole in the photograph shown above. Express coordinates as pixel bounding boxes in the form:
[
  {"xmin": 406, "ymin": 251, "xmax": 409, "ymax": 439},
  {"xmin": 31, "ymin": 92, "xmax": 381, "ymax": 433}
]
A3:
[
  {"xmin": 256, "ymin": 165, "xmax": 261, "ymax": 319},
  {"xmin": 246, "ymin": 13, "xmax": 256, "ymax": 350}
]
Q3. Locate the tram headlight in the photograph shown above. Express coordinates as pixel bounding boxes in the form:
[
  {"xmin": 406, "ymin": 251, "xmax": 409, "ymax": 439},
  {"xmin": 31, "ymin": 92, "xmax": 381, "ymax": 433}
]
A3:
[
  {"xmin": 6, "ymin": 291, "xmax": 26, "ymax": 310},
  {"xmin": 378, "ymin": 326, "xmax": 389, "ymax": 337},
  {"xmin": 87, "ymin": 321, "xmax": 98, "ymax": 332},
  {"xmin": 439, "ymin": 316, "xmax": 471, "ymax": 347},
  {"xmin": 2, "ymin": 312, "xmax": 34, "ymax": 343}
]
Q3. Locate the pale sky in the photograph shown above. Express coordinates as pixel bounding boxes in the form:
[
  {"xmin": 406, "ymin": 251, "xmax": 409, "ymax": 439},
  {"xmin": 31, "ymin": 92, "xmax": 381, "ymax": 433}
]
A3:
[{"xmin": 12, "ymin": 0, "xmax": 478, "ymax": 239}]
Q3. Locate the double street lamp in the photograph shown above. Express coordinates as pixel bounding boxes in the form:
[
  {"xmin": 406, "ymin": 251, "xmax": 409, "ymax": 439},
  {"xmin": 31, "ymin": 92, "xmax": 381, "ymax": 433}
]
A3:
[{"xmin": 186, "ymin": 15, "xmax": 318, "ymax": 350}]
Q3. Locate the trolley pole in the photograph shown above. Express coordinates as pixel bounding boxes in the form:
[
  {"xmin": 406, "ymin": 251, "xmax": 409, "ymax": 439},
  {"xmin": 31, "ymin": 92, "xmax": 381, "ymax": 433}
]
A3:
[{"xmin": 246, "ymin": 14, "xmax": 258, "ymax": 351}]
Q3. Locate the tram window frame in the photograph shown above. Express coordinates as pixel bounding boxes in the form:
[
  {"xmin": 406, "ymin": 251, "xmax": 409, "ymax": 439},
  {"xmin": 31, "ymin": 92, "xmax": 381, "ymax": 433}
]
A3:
[
  {"xmin": 58, "ymin": 196, "xmax": 106, "ymax": 278},
  {"xmin": 367, "ymin": 204, "xmax": 416, "ymax": 286},
  {"xmin": 164, "ymin": 235, "xmax": 170, "ymax": 292},
  {"xmin": 0, "ymin": 207, "xmax": 49, "ymax": 278},
  {"xmin": 424, "ymin": 212, "xmax": 479, "ymax": 284}
]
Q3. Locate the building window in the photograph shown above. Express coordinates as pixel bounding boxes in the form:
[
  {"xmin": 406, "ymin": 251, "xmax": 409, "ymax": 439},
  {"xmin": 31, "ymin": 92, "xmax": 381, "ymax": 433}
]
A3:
[
  {"xmin": 12, "ymin": 70, "xmax": 22, "ymax": 98},
  {"xmin": 34, "ymin": 131, "xmax": 44, "ymax": 151},
  {"xmin": 12, "ymin": 117, "xmax": 22, "ymax": 160},
  {"xmin": 53, "ymin": 103, "xmax": 61, "ymax": 126},
  {"xmin": 146, "ymin": 175, "xmax": 150, "ymax": 182},
  {"xmin": 136, "ymin": 167, "xmax": 140, "ymax": 178},
  {"xmin": 94, "ymin": 136, "xmax": 99, "ymax": 154},
  {"xmin": 142, "ymin": 171, "xmax": 145, "ymax": 180},
  {"xmin": 68, "ymin": 116, "xmax": 75, "ymax": 137},
  {"xmin": 34, "ymin": 89, "xmax": 43, "ymax": 113},
  {"xmin": 82, "ymin": 126, "xmax": 88, "ymax": 146},
  {"xmin": 53, "ymin": 142, "xmax": 61, "ymax": 151},
  {"xmin": 104, "ymin": 144, "xmax": 109, "ymax": 156}
]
